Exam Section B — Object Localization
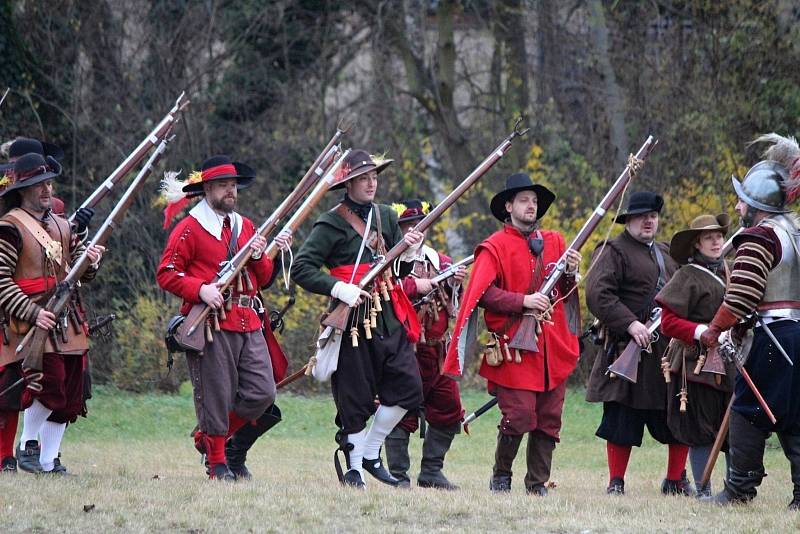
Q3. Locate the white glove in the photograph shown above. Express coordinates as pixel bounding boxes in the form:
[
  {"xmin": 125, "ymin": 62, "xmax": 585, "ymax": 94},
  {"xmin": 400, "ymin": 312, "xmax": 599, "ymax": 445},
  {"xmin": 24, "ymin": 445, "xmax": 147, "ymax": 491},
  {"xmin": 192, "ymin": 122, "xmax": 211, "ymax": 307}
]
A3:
[{"xmin": 331, "ymin": 281, "xmax": 361, "ymax": 307}]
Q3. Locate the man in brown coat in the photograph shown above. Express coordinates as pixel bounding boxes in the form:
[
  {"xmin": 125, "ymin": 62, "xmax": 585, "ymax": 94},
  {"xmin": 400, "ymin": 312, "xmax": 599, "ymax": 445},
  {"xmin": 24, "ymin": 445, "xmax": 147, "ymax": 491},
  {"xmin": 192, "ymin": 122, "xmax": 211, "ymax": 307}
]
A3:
[{"xmin": 585, "ymin": 192, "xmax": 690, "ymax": 496}]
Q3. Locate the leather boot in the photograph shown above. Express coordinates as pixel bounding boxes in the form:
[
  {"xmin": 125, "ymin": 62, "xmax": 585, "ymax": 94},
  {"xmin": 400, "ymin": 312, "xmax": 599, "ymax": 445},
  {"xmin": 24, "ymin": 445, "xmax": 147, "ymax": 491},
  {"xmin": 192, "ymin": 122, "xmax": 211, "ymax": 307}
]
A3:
[
  {"xmin": 418, "ymin": 424, "xmax": 459, "ymax": 490},
  {"xmin": 384, "ymin": 427, "xmax": 411, "ymax": 488},
  {"xmin": 524, "ymin": 431, "xmax": 555, "ymax": 496},
  {"xmin": 490, "ymin": 431, "xmax": 522, "ymax": 492},
  {"xmin": 777, "ymin": 432, "xmax": 800, "ymax": 510},
  {"xmin": 226, "ymin": 404, "xmax": 282, "ymax": 480},
  {"xmin": 719, "ymin": 411, "xmax": 767, "ymax": 503}
]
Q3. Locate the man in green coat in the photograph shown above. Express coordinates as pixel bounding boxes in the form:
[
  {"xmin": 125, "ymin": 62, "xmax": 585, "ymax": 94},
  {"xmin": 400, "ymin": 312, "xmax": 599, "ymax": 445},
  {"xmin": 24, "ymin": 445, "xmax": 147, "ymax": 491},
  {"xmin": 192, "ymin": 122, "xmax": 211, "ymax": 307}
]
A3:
[{"xmin": 292, "ymin": 149, "xmax": 424, "ymax": 489}]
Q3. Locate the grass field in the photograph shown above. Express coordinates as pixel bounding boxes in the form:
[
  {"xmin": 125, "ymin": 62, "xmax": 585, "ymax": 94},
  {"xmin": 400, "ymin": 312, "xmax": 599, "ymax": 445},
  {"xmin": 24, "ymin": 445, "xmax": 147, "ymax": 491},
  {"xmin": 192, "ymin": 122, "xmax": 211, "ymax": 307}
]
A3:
[{"xmin": 0, "ymin": 385, "xmax": 798, "ymax": 533}]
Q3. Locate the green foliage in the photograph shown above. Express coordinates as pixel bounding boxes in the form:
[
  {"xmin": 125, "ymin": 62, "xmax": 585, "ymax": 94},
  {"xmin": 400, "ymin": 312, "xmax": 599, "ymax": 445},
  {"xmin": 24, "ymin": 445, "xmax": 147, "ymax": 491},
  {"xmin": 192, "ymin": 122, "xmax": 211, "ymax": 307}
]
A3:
[{"xmin": 110, "ymin": 295, "xmax": 182, "ymax": 393}]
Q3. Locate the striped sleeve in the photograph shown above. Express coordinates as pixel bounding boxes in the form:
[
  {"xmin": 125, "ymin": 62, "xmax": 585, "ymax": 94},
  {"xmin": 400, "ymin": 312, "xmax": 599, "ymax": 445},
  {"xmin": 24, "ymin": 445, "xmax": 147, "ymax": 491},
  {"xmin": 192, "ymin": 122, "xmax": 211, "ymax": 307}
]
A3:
[
  {"xmin": 722, "ymin": 231, "xmax": 779, "ymax": 319},
  {"xmin": 72, "ymin": 231, "xmax": 98, "ymax": 282},
  {"xmin": 0, "ymin": 223, "xmax": 40, "ymax": 323}
]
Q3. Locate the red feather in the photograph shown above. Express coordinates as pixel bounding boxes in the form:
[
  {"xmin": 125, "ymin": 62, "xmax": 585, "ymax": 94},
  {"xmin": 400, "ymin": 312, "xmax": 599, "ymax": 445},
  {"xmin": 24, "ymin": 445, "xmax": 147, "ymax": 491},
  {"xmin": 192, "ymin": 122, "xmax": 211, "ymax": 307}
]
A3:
[{"xmin": 163, "ymin": 197, "xmax": 190, "ymax": 229}]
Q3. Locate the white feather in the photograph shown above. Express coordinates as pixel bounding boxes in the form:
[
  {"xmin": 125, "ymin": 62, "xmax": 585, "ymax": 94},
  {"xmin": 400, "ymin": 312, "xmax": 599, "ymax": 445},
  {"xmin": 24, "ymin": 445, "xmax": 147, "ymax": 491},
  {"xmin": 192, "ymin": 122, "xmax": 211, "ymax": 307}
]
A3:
[{"xmin": 159, "ymin": 170, "xmax": 186, "ymax": 203}]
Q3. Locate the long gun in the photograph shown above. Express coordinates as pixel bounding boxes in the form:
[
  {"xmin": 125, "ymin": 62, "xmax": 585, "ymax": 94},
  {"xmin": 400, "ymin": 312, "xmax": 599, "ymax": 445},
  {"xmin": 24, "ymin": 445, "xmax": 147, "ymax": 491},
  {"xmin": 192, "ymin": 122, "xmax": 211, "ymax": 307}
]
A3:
[
  {"xmin": 322, "ymin": 118, "xmax": 529, "ymax": 332},
  {"xmin": 69, "ymin": 92, "xmax": 189, "ymax": 223},
  {"xmin": 607, "ymin": 227, "xmax": 742, "ymax": 383},
  {"xmin": 508, "ymin": 136, "xmax": 658, "ymax": 354},
  {"xmin": 17, "ymin": 128, "xmax": 179, "ymax": 371},
  {"xmin": 175, "ymin": 142, "xmax": 350, "ymax": 352},
  {"xmin": 413, "ymin": 254, "xmax": 474, "ymax": 308}
]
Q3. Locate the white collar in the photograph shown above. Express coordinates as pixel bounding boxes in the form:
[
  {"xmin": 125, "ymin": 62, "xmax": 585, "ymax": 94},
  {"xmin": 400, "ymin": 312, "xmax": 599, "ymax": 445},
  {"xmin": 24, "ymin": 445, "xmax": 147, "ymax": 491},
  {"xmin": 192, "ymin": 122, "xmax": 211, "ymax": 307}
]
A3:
[
  {"xmin": 411, "ymin": 244, "xmax": 440, "ymax": 270},
  {"xmin": 189, "ymin": 199, "xmax": 242, "ymax": 241}
]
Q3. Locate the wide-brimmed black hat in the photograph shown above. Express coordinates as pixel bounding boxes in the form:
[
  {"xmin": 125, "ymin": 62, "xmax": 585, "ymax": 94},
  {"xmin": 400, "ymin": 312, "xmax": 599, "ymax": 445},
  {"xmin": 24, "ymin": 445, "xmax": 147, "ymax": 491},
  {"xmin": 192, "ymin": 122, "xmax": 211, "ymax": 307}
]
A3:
[
  {"xmin": 181, "ymin": 155, "xmax": 256, "ymax": 194},
  {"xmin": 392, "ymin": 199, "xmax": 432, "ymax": 224},
  {"xmin": 332, "ymin": 149, "xmax": 393, "ymax": 190},
  {"xmin": 0, "ymin": 153, "xmax": 61, "ymax": 197},
  {"xmin": 669, "ymin": 213, "xmax": 731, "ymax": 264},
  {"xmin": 0, "ymin": 137, "xmax": 65, "ymax": 173},
  {"xmin": 614, "ymin": 191, "xmax": 664, "ymax": 224},
  {"xmin": 489, "ymin": 173, "xmax": 555, "ymax": 222}
]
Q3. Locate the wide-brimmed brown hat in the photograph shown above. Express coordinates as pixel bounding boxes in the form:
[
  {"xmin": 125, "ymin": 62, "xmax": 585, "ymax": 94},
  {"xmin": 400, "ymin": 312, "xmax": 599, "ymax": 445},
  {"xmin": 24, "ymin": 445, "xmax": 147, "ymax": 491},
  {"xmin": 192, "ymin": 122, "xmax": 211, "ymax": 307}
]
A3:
[
  {"xmin": 669, "ymin": 213, "xmax": 731, "ymax": 264},
  {"xmin": 331, "ymin": 149, "xmax": 393, "ymax": 190},
  {"xmin": 0, "ymin": 153, "xmax": 62, "ymax": 197}
]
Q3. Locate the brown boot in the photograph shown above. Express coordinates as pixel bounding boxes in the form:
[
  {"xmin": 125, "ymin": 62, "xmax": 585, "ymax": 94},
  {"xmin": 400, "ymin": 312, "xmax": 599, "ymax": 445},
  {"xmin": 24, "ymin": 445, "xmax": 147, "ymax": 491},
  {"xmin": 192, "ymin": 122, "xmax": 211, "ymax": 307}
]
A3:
[
  {"xmin": 490, "ymin": 432, "xmax": 523, "ymax": 492},
  {"xmin": 524, "ymin": 431, "xmax": 556, "ymax": 496}
]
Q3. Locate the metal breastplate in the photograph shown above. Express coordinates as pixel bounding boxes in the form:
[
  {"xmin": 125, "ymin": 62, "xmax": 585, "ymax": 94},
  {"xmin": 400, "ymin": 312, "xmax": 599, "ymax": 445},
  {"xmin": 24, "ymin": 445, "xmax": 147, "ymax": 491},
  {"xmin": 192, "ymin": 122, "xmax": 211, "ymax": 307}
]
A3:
[{"xmin": 758, "ymin": 214, "xmax": 800, "ymax": 319}]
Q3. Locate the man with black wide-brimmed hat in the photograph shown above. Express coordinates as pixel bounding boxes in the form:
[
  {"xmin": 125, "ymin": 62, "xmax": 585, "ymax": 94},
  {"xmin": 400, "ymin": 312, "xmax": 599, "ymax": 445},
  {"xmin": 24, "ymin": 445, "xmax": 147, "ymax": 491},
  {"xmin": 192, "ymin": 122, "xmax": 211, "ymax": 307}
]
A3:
[
  {"xmin": 584, "ymin": 191, "xmax": 690, "ymax": 496},
  {"xmin": 383, "ymin": 199, "xmax": 466, "ymax": 490},
  {"xmin": 157, "ymin": 155, "xmax": 289, "ymax": 481},
  {"xmin": 292, "ymin": 149, "xmax": 424, "ymax": 489},
  {"xmin": 442, "ymin": 173, "xmax": 581, "ymax": 495},
  {"xmin": 0, "ymin": 153, "xmax": 104, "ymax": 475}
]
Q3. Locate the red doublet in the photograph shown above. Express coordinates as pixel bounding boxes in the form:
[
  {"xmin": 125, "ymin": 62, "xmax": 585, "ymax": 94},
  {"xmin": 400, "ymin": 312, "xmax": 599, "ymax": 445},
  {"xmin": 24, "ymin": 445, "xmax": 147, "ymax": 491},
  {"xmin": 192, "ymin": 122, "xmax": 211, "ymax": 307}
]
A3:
[
  {"xmin": 443, "ymin": 225, "xmax": 579, "ymax": 392},
  {"xmin": 400, "ymin": 250, "xmax": 452, "ymax": 340},
  {"xmin": 156, "ymin": 214, "xmax": 288, "ymax": 381}
]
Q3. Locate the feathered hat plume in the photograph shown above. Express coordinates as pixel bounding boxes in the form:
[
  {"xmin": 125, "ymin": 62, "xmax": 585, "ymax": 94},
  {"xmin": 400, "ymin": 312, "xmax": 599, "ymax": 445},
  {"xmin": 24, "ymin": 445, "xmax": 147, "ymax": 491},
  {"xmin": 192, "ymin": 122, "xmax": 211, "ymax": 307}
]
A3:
[
  {"xmin": 158, "ymin": 170, "xmax": 203, "ymax": 228},
  {"xmin": 751, "ymin": 133, "xmax": 800, "ymax": 205}
]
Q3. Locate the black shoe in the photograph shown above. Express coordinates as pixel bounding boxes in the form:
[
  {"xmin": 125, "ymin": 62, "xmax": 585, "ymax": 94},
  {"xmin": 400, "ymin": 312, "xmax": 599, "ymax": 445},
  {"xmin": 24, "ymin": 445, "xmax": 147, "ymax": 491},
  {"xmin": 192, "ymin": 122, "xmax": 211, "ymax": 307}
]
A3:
[
  {"xmin": 229, "ymin": 464, "xmax": 251, "ymax": 481},
  {"xmin": 209, "ymin": 464, "xmax": 236, "ymax": 481},
  {"xmin": 1, "ymin": 457, "xmax": 16, "ymax": 473},
  {"xmin": 607, "ymin": 477, "xmax": 625, "ymax": 495},
  {"xmin": 526, "ymin": 484, "xmax": 548, "ymax": 496},
  {"xmin": 661, "ymin": 474, "xmax": 694, "ymax": 496},
  {"xmin": 16, "ymin": 440, "xmax": 42, "ymax": 473},
  {"xmin": 789, "ymin": 498, "xmax": 800, "ymax": 511},
  {"xmin": 490, "ymin": 475, "xmax": 512, "ymax": 492},
  {"xmin": 342, "ymin": 469, "xmax": 366, "ymax": 489},
  {"xmin": 417, "ymin": 477, "xmax": 458, "ymax": 490},
  {"xmin": 363, "ymin": 456, "xmax": 400, "ymax": 486},
  {"xmin": 51, "ymin": 456, "xmax": 67, "ymax": 475},
  {"xmin": 699, "ymin": 487, "xmax": 749, "ymax": 506}
]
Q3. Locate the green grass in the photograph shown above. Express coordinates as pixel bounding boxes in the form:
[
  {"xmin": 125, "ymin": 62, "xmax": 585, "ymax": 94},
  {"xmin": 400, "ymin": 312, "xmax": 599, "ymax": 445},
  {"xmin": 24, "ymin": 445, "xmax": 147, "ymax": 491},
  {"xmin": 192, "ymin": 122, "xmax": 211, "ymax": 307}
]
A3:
[{"xmin": 1, "ymin": 385, "xmax": 798, "ymax": 532}]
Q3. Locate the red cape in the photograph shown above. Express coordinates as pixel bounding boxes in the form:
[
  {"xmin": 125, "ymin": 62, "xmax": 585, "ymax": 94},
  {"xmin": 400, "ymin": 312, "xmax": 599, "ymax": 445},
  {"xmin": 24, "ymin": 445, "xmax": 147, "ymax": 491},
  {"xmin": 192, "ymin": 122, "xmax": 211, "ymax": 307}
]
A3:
[{"xmin": 442, "ymin": 225, "xmax": 579, "ymax": 392}]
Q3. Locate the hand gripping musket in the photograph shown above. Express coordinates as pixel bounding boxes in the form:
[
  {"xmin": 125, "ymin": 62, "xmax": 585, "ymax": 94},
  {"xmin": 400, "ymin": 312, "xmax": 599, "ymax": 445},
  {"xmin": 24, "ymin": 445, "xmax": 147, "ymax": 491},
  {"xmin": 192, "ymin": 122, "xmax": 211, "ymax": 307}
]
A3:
[
  {"xmin": 322, "ymin": 118, "xmax": 529, "ymax": 333},
  {"xmin": 175, "ymin": 139, "xmax": 350, "ymax": 352},
  {"xmin": 606, "ymin": 307, "xmax": 662, "ymax": 382},
  {"xmin": 508, "ymin": 136, "xmax": 659, "ymax": 355},
  {"xmin": 610, "ymin": 227, "xmax": 744, "ymax": 383},
  {"xmin": 412, "ymin": 254, "xmax": 475, "ymax": 308},
  {"xmin": 69, "ymin": 92, "xmax": 189, "ymax": 223},
  {"xmin": 16, "ymin": 128, "xmax": 178, "ymax": 373}
]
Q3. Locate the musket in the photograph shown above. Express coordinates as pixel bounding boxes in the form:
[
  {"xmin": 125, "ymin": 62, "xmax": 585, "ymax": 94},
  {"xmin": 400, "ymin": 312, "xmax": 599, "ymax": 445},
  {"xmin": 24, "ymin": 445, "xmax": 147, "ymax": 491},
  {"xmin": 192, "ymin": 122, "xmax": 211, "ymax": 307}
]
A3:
[
  {"xmin": 508, "ymin": 136, "xmax": 658, "ymax": 354},
  {"xmin": 322, "ymin": 118, "xmax": 529, "ymax": 332},
  {"xmin": 174, "ymin": 128, "xmax": 349, "ymax": 352},
  {"xmin": 610, "ymin": 227, "xmax": 743, "ymax": 383},
  {"xmin": 276, "ymin": 364, "xmax": 308, "ymax": 389},
  {"xmin": 16, "ymin": 128, "xmax": 178, "ymax": 372},
  {"xmin": 69, "ymin": 92, "xmax": 189, "ymax": 223},
  {"xmin": 412, "ymin": 254, "xmax": 474, "ymax": 308},
  {"xmin": 606, "ymin": 307, "xmax": 662, "ymax": 382},
  {"xmin": 462, "ymin": 396, "xmax": 498, "ymax": 435}
]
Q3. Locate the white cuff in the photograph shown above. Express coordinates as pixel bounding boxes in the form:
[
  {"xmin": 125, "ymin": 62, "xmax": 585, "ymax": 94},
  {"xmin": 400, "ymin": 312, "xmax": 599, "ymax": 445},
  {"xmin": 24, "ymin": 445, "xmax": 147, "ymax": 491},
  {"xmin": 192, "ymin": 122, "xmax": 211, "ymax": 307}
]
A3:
[
  {"xmin": 331, "ymin": 281, "xmax": 361, "ymax": 307},
  {"xmin": 694, "ymin": 324, "xmax": 708, "ymax": 340}
]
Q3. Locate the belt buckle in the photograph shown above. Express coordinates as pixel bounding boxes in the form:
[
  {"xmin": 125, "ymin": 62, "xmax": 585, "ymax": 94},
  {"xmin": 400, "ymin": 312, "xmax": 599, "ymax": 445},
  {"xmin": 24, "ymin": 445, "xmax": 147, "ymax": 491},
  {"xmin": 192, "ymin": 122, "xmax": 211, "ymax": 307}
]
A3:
[{"xmin": 237, "ymin": 295, "xmax": 251, "ymax": 308}]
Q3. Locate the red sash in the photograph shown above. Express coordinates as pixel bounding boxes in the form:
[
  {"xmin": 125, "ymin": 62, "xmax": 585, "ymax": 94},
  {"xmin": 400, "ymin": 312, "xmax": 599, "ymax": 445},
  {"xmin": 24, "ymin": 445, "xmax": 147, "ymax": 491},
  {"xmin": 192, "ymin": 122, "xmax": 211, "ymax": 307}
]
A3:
[
  {"xmin": 328, "ymin": 264, "xmax": 421, "ymax": 343},
  {"xmin": 16, "ymin": 276, "xmax": 57, "ymax": 295}
]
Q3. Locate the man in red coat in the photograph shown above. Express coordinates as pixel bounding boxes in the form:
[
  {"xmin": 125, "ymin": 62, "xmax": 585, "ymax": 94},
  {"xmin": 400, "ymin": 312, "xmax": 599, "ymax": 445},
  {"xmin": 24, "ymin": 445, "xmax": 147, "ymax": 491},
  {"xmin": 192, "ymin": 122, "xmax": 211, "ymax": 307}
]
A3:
[
  {"xmin": 443, "ymin": 173, "xmax": 581, "ymax": 495},
  {"xmin": 157, "ymin": 155, "xmax": 288, "ymax": 481},
  {"xmin": 384, "ymin": 199, "xmax": 466, "ymax": 490}
]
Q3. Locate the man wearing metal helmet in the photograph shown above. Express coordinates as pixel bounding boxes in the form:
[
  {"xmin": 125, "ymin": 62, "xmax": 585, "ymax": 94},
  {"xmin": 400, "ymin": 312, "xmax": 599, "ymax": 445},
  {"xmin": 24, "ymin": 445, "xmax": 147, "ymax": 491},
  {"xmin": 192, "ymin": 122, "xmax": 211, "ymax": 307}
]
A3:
[{"xmin": 699, "ymin": 134, "xmax": 800, "ymax": 508}]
